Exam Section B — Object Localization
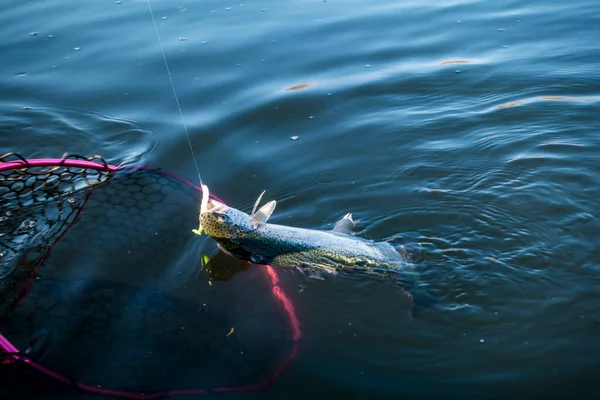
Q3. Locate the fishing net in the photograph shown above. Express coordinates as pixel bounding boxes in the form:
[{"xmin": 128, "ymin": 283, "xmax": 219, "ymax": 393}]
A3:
[
  {"xmin": 0, "ymin": 153, "xmax": 115, "ymax": 319},
  {"xmin": 0, "ymin": 153, "xmax": 299, "ymax": 398}
]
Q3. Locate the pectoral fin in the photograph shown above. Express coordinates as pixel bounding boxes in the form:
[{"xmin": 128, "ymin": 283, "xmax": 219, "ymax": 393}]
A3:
[
  {"xmin": 252, "ymin": 200, "xmax": 277, "ymax": 225},
  {"xmin": 333, "ymin": 212, "xmax": 356, "ymax": 234}
]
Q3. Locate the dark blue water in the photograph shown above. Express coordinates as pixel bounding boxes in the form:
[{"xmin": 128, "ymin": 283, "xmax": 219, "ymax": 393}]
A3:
[{"xmin": 1, "ymin": 0, "xmax": 600, "ymax": 398}]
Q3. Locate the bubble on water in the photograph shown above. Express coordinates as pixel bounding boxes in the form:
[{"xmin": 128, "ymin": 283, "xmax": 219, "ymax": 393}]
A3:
[
  {"xmin": 498, "ymin": 28, "xmax": 505, "ymax": 32},
  {"xmin": 201, "ymin": 41, "xmax": 208, "ymax": 44},
  {"xmin": 365, "ymin": 64, "xmax": 371, "ymax": 68},
  {"xmin": 480, "ymin": 339, "xmax": 485, "ymax": 343},
  {"xmin": 15, "ymin": 72, "xmax": 27, "ymax": 77},
  {"xmin": 162, "ymin": 16, "xmax": 168, "ymax": 20},
  {"xmin": 290, "ymin": 136, "xmax": 299, "ymax": 140},
  {"xmin": 309, "ymin": 116, "xmax": 314, "ymax": 119},
  {"xmin": 5, "ymin": 211, "xmax": 12, "ymax": 217},
  {"xmin": 74, "ymin": 47, "xmax": 81, "ymax": 51},
  {"xmin": 225, "ymin": 7, "xmax": 232, "ymax": 10},
  {"xmin": 115, "ymin": 0, "xmax": 122, "ymax": 3},
  {"xmin": 315, "ymin": 173, "xmax": 336, "ymax": 184},
  {"xmin": 0, "ymin": 216, "xmax": 7, "ymax": 222},
  {"xmin": 179, "ymin": 37, "xmax": 187, "ymax": 41},
  {"xmin": 455, "ymin": 70, "xmax": 461, "ymax": 73},
  {"xmin": 30, "ymin": 32, "xmax": 38, "ymax": 36},
  {"xmin": 21, "ymin": 219, "xmax": 36, "ymax": 229},
  {"xmin": 0, "ymin": 252, "xmax": 5, "ymax": 257},
  {"xmin": 261, "ymin": 9, "xmax": 266, "ymax": 12},
  {"xmin": 67, "ymin": 197, "xmax": 76, "ymax": 204}
]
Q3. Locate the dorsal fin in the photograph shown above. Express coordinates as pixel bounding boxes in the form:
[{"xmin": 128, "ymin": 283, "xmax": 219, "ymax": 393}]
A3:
[
  {"xmin": 251, "ymin": 190, "xmax": 266, "ymax": 216},
  {"xmin": 252, "ymin": 200, "xmax": 277, "ymax": 225},
  {"xmin": 333, "ymin": 212, "xmax": 355, "ymax": 234}
]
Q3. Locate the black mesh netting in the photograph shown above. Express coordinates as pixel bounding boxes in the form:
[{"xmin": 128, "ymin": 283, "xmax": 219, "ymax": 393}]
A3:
[
  {"xmin": 0, "ymin": 153, "xmax": 113, "ymax": 209},
  {"xmin": 0, "ymin": 161, "xmax": 296, "ymax": 397},
  {"xmin": 0, "ymin": 153, "xmax": 111, "ymax": 318}
]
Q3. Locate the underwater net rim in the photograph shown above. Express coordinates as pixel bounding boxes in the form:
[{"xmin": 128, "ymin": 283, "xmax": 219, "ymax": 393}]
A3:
[{"xmin": 0, "ymin": 154, "xmax": 301, "ymax": 398}]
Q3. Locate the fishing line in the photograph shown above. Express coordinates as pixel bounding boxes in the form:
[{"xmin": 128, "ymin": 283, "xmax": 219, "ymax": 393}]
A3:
[{"xmin": 145, "ymin": 0, "xmax": 204, "ymax": 186}]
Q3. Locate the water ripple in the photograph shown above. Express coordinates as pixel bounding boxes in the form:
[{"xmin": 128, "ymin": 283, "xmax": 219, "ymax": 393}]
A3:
[
  {"xmin": 0, "ymin": 102, "xmax": 156, "ymax": 166},
  {"xmin": 2, "ymin": 0, "xmax": 600, "ymax": 397}
]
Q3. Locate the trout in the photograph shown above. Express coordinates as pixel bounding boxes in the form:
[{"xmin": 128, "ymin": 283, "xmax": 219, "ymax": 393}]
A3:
[{"xmin": 198, "ymin": 184, "xmax": 435, "ymax": 317}]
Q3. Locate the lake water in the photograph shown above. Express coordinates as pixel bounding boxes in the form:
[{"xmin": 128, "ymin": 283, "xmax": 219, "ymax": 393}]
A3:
[{"xmin": 1, "ymin": 0, "xmax": 599, "ymax": 399}]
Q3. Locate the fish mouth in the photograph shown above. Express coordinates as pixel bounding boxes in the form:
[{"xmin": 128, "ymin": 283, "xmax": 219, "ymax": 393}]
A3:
[
  {"xmin": 200, "ymin": 184, "xmax": 223, "ymax": 214},
  {"xmin": 200, "ymin": 184, "xmax": 210, "ymax": 214},
  {"xmin": 206, "ymin": 199, "xmax": 226, "ymax": 212},
  {"xmin": 200, "ymin": 184, "xmax": 227, "ymax": 215}
]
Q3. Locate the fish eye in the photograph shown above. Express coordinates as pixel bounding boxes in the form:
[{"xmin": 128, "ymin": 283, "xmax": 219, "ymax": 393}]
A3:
[{"xmin": 216, "ymin": 214, "xmax": 230, "ymax": 223}]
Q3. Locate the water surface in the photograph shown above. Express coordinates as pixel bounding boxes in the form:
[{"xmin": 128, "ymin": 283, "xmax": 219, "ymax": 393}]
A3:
[{"xmin": 1, "ymin": 0, "xmax": 600, "ymax": 399}]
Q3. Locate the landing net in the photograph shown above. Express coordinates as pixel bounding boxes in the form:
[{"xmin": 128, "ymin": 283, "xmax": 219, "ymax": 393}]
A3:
[{"xmin": 0, "ymin": 153, "xmax": 300, "ymax": 398}]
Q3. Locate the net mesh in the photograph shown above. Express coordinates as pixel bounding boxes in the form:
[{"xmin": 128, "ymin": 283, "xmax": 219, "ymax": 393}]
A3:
[
  {"xmin": 0, "ymin": 154, "xmax": 297, "ymax": 397},
  {"xmin": 0, "ymin": 152, "xmax": 110, "ymax": 319},
  {"xmin": 0, "ymin": 152, "xmax": 113, "ymax": 208}
]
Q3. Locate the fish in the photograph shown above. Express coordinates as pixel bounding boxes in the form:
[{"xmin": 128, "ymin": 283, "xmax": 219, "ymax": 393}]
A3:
[{"xmin": 198, "ymin": 184, "xmax": 436, "ymax": 317}]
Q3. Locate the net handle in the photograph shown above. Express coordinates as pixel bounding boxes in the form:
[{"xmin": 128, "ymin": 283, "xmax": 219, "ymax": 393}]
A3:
[{"xmin": 0, "ymin": 156, "xmax": 300, "ymax": 397}]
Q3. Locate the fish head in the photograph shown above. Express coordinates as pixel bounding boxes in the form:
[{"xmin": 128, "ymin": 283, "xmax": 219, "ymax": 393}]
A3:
[
  {"xmin": 199, "ymin": 197, "xmax": 257, "ymax": 239},
  {"xmin": 198, "ymin": 184, "xmax": 277, "ymax": 240}
]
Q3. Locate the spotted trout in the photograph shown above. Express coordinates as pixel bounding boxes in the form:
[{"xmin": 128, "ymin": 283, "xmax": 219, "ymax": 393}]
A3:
[{"xmin": 198, "ymin": 184, "xmax": 435, "ymax": 317}]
